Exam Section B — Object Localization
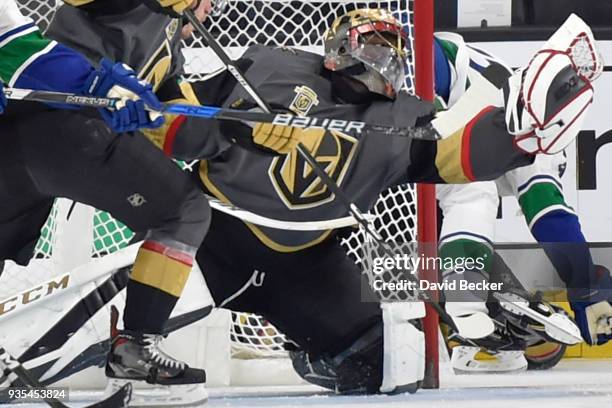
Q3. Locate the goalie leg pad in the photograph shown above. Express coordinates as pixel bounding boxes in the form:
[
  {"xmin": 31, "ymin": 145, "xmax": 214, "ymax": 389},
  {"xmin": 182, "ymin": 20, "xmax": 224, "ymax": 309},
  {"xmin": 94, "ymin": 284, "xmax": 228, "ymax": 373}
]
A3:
[
  {"xmin": 291, "ymin": 304, "xmax": 425, "ymax": 395},
  {"xmin": 380, "ymin": 302, "xmax": 425, "ymax": 393}
]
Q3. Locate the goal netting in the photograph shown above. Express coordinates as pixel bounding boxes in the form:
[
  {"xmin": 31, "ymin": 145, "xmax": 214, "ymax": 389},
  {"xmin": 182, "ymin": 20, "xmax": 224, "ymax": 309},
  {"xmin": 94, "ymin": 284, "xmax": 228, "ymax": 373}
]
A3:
[{"xmin": 4, "ymin": 0, "xmax": 436, "ymax": 384}]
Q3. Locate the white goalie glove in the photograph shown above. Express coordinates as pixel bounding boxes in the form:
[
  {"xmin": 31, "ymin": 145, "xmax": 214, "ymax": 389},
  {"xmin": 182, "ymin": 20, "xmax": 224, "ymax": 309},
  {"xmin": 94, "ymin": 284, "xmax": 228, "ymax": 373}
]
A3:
[{"xmin": 504, "ymin": 14, "xmax": 603, "ymax": 154}]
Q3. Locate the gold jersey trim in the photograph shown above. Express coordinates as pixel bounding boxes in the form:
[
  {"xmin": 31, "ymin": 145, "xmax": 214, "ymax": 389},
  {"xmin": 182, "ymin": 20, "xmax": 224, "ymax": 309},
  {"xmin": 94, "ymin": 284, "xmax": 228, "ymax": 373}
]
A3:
[
  {"xmin": 435, "ymin": 127, "xmax": 470, "ymax": 183},
  {"xmin": 63, "ymin": 0, "xmax": 95, "ymax": 6},
  {"xmin": 199, "ymin": 161, "xmax": 333, "ymax": 253}
]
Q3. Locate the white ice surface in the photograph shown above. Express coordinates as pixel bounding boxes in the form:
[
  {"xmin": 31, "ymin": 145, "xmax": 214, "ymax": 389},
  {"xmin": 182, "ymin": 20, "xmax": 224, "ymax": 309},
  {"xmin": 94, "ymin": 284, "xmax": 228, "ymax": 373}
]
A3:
[{"xmin": 6, "ymin": 359, "xmax": 612, "ymax": 408}]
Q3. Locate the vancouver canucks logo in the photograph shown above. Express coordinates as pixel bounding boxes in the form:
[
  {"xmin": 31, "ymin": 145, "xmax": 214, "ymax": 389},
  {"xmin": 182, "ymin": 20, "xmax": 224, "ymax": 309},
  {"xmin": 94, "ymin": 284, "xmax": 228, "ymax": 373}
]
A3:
[{"xmin": 269, "ymin": 86, "xmax": 358, "ymax": 209}]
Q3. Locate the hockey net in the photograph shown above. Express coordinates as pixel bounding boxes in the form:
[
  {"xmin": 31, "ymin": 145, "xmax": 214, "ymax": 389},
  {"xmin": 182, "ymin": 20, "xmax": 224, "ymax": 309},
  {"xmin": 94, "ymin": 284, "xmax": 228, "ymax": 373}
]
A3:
[{"xmin": 5, "ymin": 0, "xmax": 436, "ymax": 384}]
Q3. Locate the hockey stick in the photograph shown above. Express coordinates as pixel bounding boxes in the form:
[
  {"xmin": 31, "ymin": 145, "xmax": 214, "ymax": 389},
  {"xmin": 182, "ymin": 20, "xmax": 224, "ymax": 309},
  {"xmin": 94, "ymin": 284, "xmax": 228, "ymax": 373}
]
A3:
[
  {"xmin": 183, "ymin": 10, "xmax": 459, "ymax": 331},
  {"xmin": 206, "ymin": 194, "xmax": 372, "ymax": 230},
  {"xmin": 2, "ymin": 88, "xmax": 440, "ymax": 140},
  {"xmin": 0, "ymin": 347, "xmax": 131, "ymax": 408}
]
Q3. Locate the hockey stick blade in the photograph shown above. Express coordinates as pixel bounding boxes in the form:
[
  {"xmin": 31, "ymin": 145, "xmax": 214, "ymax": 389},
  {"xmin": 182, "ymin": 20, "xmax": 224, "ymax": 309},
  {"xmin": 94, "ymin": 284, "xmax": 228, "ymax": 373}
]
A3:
[
  {"xmin": 85, "ymin": 384, "xmax": 132, "ymax": 408},
  {"xmin": 493, "ymin": 292, "xmax": 583, "ymax": 345},
  {"xmin": 0, "ymin": 346, "xmax": 131, "ymax": 408}
]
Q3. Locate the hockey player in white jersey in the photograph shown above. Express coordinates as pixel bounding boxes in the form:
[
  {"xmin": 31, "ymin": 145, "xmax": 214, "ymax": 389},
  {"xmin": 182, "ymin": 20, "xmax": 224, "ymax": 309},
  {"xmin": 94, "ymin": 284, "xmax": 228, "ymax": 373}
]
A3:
[{"xmin": 434, "ymin": 20, "xmax": 611, "ymax": 373}]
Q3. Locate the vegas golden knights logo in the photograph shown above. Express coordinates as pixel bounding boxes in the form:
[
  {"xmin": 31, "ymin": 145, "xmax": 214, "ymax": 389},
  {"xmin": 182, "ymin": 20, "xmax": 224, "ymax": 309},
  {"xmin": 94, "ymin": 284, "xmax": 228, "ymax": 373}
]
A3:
[
  {"xmin": 290, "ymin": 86, "xmax": 319, "ymax": 115},
  {"xmin": 139, "ymin": 40, "xmax": 172, "ymax": 91},
  {"xmin": 269, "ymin": 86, "xmax": 358, "ymax": 209}
]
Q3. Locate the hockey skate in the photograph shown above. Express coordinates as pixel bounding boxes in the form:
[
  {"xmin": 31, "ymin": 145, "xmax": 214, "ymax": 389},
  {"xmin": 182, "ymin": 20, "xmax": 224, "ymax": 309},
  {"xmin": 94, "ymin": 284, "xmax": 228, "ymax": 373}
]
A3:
[
  {"xmin": 447, "ymin": 316, "xmax": 529, "ymax": 374},
  {"xmin": 104, "ymin": 307, "xmax": 208, "ymax": 407},
  {"xmin": 493, "ymin": 289, "xmax": 582, "ymax": 345},
  {"xmin": 448, "ymin": 289, "xmax": 575, "ymax": 374},
  {"xmin": 487, "ymin": 252, "xmax": 582, "ymax": 345}
]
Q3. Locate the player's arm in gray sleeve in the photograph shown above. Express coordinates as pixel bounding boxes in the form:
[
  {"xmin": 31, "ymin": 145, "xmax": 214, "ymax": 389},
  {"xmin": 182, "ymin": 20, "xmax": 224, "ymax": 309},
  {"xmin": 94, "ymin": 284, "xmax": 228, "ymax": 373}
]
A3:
[
  {"xmin": 383, "ymin": 92, "xmax": 534, "ymax": 185},
  {"xmin": 405, "ymin": 108, "xmax": 534, "ymax": 184},
  {"xmin": 143, "ymin": 57, "xmax": 274, "ymax": 160}
]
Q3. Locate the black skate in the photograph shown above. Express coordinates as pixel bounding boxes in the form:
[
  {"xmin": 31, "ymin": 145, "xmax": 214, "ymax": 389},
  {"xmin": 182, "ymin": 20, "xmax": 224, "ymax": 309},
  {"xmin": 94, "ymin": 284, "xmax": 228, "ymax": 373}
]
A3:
[{"xmin": 104, "ymin": 306, "xmax": 208, "ymax": 407}]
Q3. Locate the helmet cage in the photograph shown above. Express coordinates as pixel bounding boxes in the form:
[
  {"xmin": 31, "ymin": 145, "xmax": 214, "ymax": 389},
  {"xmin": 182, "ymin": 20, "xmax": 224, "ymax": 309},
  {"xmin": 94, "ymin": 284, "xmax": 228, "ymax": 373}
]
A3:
[{"xmin": 347, "ymin": 20, "xmax": 408, "ymax": 60}]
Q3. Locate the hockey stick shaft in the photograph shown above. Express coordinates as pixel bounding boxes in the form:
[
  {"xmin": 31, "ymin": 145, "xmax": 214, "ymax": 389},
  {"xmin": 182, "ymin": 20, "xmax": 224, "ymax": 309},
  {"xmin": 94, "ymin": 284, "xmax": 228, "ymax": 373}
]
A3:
[
  {"xmin": 3, "ymin": 88, "xmax": 118, "ymax": 109},
  {"xmin": 206, "ymin": 194, "xmax": 372, "ymax": 230},
  {"xmin": 184, "ymin": 11, "xmax": 272, "ymax": 112},
  {"xmin": 185, "ymin": 11, "xmax": 457, "ymax": 330},
  {"xmin": 296, "ymin": 143, "xmax": 457, "ymax": 329},
  {"xmin": 3, "ymin": 90, "xmax": 439, "ymax": 140}
]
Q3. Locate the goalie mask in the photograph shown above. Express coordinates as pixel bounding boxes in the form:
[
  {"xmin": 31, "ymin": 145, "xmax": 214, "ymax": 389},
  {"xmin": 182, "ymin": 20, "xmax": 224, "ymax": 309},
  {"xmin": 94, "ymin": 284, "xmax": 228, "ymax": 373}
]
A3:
[{"xmin": 324, "ymin": 9, "xmax": 408, "ymax": 99}]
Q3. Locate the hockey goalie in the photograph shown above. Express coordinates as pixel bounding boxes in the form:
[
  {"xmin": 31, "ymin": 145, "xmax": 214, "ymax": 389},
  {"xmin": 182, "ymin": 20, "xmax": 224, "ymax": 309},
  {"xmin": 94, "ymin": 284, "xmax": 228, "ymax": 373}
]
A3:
[{"xmin": 132, "ymin": 8, "xmax": 601, "ymax": 395}]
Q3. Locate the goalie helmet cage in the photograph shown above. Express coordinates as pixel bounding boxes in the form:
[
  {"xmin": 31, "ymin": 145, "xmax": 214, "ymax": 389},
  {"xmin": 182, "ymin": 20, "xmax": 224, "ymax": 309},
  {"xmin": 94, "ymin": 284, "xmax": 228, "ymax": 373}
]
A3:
[{"xmin": 6, "ymin": 0, "xmax": 439, "ymax": 389}]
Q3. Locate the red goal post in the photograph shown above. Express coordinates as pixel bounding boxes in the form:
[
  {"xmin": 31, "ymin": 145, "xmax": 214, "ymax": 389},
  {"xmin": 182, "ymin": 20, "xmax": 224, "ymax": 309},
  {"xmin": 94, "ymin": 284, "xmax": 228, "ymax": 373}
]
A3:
[{"xmin": 414, "ymin": 0, "xmax": 440, "ymax": 390}]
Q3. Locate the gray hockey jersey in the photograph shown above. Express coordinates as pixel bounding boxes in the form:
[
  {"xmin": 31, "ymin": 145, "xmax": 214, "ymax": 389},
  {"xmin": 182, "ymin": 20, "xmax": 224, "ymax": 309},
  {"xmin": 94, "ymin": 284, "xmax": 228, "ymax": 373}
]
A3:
[
  {"xmin": 159, "ymin": 46, "xmax": 527, "ymax": 251},
  {"xmin": 45, "ymin": 2, "xmax": 183, "ymax": 91}
]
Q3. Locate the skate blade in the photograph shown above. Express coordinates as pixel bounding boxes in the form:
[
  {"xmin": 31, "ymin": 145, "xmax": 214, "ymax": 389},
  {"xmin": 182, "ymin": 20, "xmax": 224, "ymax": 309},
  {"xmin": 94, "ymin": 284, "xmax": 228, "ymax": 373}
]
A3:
[
  {"xmin": 451, "ymin": 346, "xmax": 528, "ymax": 374},
  {"xmin": 494, "ymin": 292, "xmax": 582, "ymax": 345},
  {"xmin": 105, "ymin": 378, "xmax": 208, "ymax": 407}
]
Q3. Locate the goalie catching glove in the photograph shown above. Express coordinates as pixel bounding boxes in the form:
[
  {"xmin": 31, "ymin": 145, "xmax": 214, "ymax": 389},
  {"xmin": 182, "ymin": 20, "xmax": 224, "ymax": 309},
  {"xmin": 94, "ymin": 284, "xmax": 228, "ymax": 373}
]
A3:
[{"xmin": 504, "ymin": 14, "xmax": 603, "ymax": 154}]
